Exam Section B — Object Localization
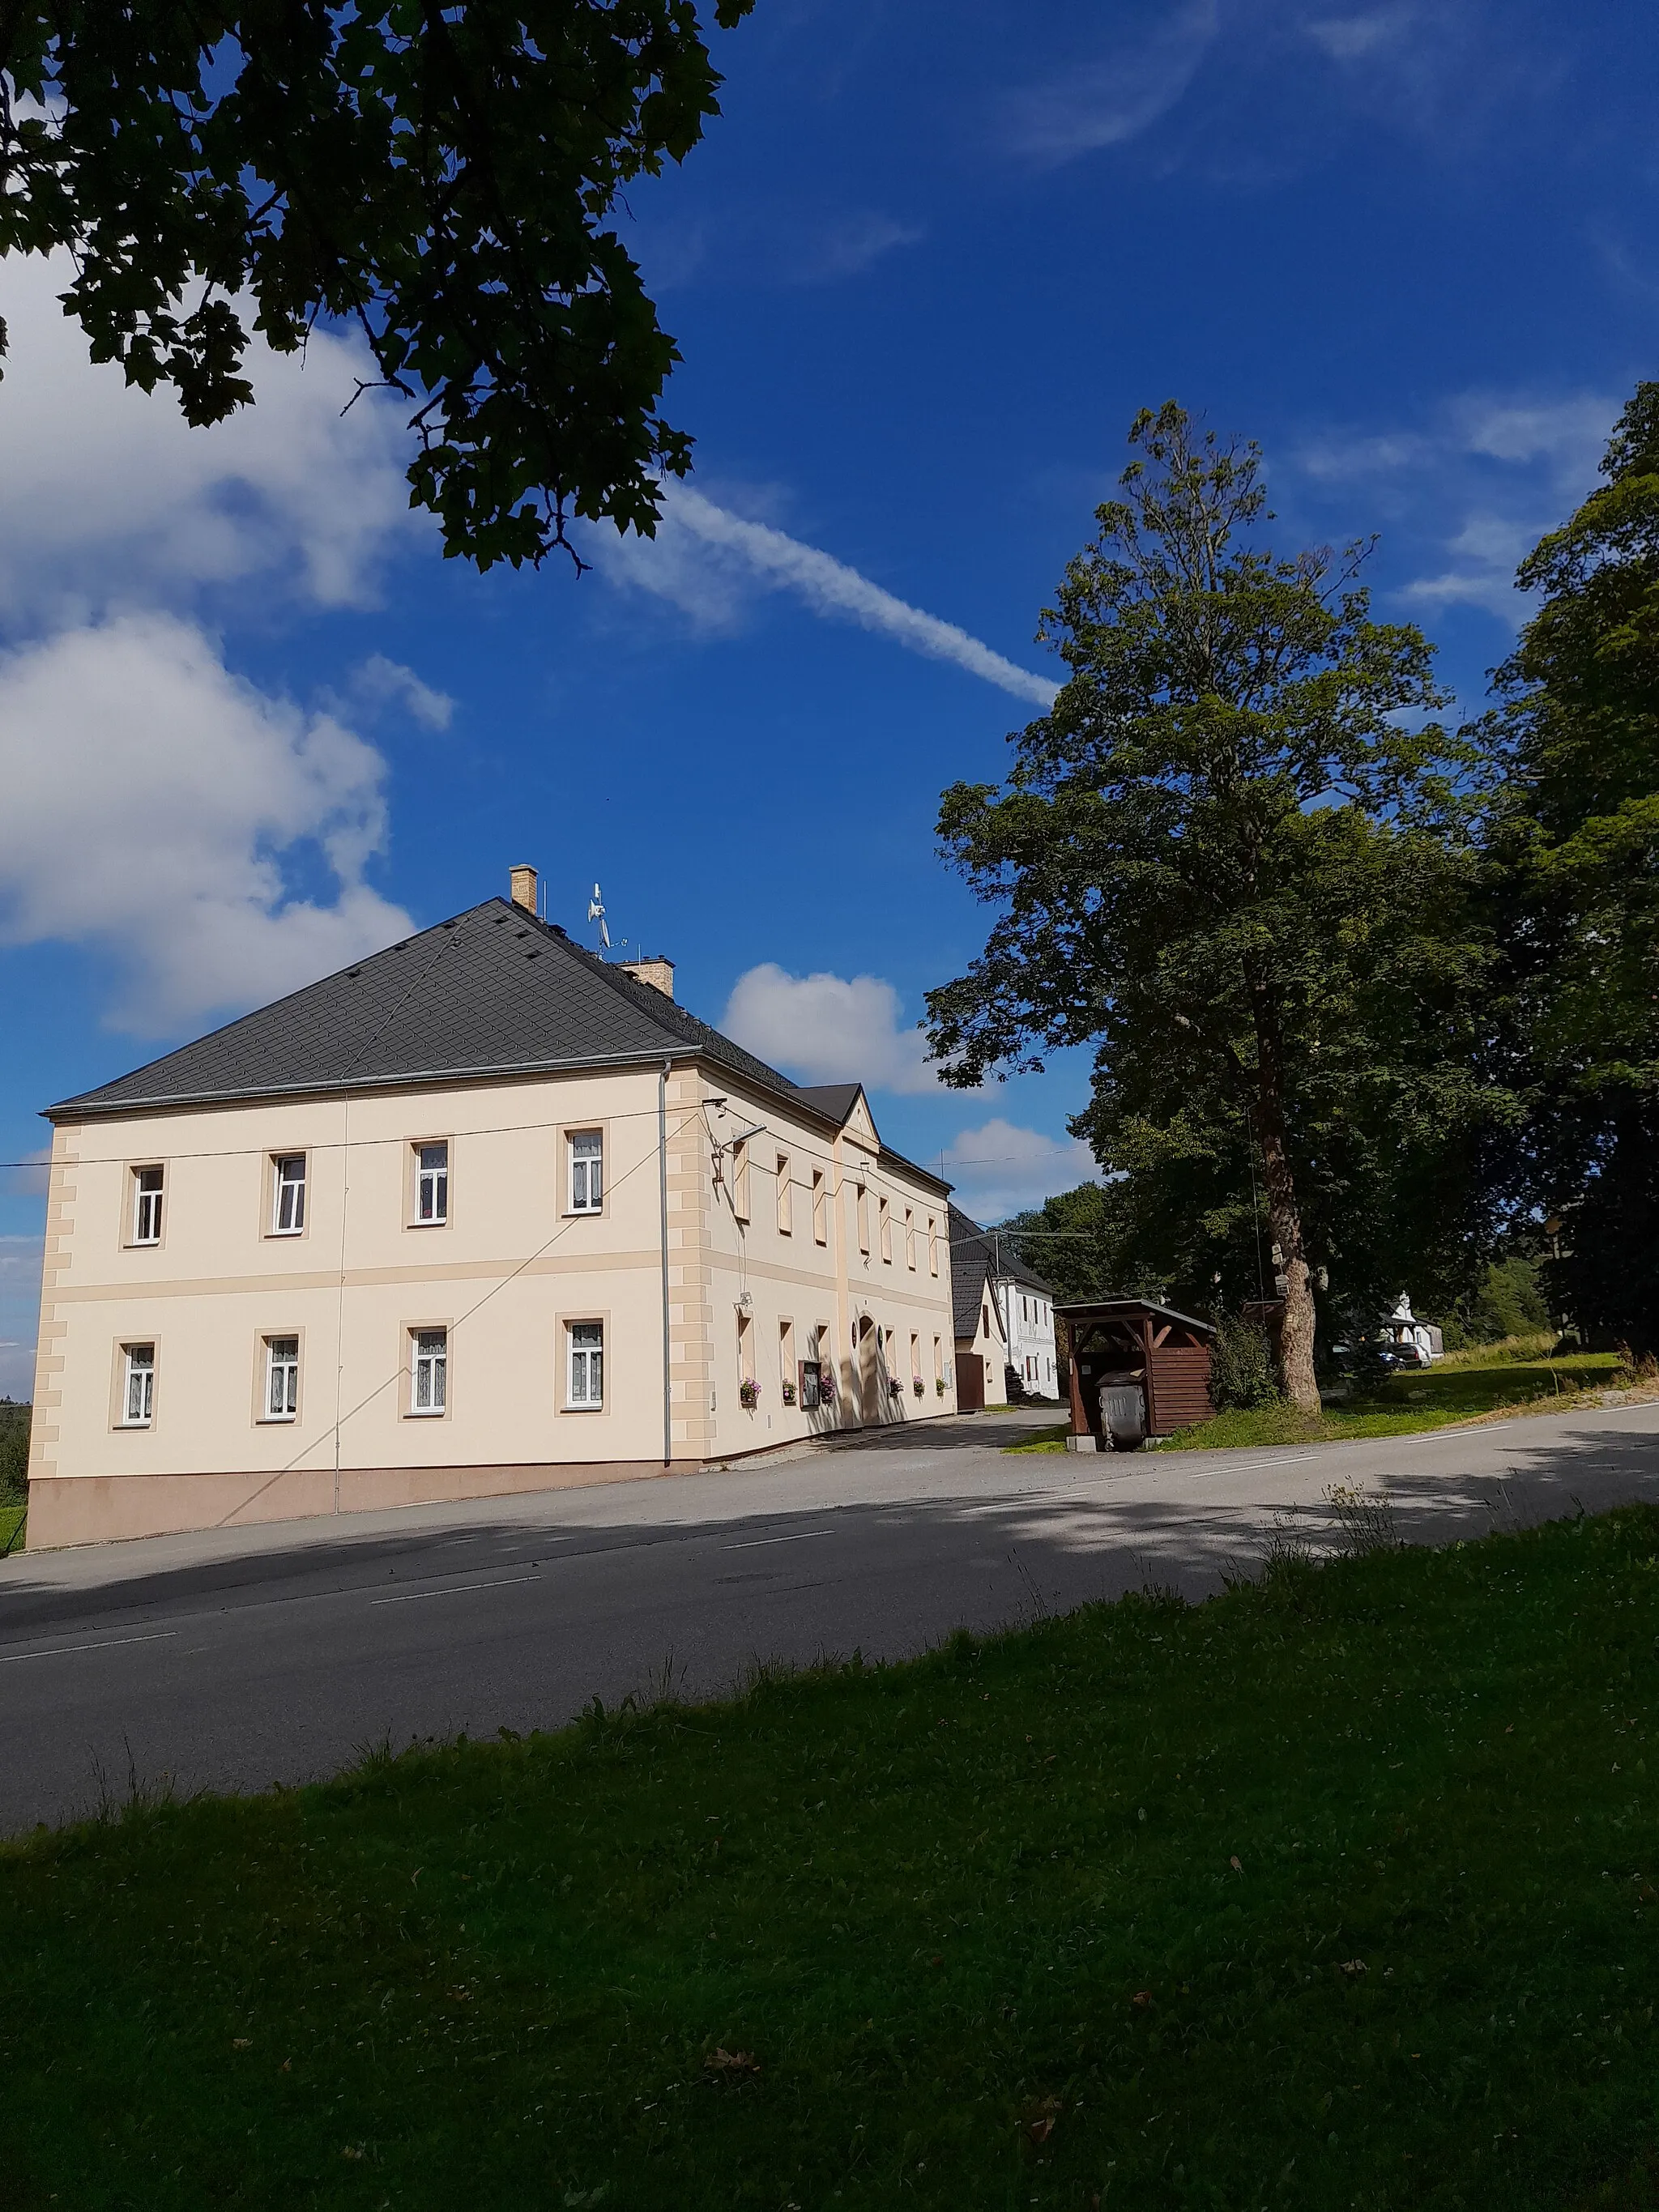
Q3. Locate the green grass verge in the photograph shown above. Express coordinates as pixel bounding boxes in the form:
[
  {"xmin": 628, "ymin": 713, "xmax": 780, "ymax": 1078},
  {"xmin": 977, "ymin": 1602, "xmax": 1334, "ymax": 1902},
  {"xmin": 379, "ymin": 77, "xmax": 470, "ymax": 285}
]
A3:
[
  {"xmin": 1009, "ymin": 1347, "xmax": 1628, "ymax": 1453},
  {"xmin": 6, "ymin": 1507, "xmax": 1659, "ymax": 2209},
  {"xmin": 0, "ymin": 1500, "xmax": 25, "ymax": 1554}
]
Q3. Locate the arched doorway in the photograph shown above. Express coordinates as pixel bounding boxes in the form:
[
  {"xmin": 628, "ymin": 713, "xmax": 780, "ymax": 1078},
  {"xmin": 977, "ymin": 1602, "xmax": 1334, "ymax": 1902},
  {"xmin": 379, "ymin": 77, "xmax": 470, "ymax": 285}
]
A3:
[{"xmin": 856, "ymin": 1315, "xmax": 880, "ymax": 1425}]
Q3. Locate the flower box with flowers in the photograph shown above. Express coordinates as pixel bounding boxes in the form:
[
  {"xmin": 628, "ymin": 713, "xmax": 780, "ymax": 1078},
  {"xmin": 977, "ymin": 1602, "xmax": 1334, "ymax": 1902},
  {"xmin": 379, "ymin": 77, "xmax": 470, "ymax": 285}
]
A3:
[
  {"xmin": 781, "ymin": 1379, "xmax": 797, "ymax": 1406},
  {"xmin": 912, "ymin": 1376, "xmax": 924, "ymax": 1396},
  {"xmin": 739, "ymin": 1378, "xmax": 760, "ymax": 1410}
]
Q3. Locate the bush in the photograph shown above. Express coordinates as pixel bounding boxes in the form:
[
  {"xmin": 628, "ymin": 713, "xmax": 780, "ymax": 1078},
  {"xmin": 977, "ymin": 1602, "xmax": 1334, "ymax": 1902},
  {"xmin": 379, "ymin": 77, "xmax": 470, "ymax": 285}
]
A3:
[
  {"xmin": 1209, "ymin": 1314, "xmax": 1282, "ymax": 1410},
  {"xmin": 0, "ymin": 1400, "xmax": 30, "ymax": 1501}
]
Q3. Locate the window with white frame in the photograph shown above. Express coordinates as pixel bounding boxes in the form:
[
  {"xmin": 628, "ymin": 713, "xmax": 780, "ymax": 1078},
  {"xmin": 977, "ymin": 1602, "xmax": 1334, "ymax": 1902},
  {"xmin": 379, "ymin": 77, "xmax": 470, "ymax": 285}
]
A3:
[
  {"xmin": 411, "ymin": 1328, "xmax": 447, "ymax": 1414},
  {"xmin": 879, "ymin": 1196, "xmax": 891, "ymax": 1264},
  {"xmin": 567, "ymin": 1320, "xmax": 603, "ymax": 1407},
  {"xmin": 857, "ymin": 1183, "xmax": 869, "ymax": 1254},
  {"xmin": 812, "ymin": 1169, "xmax": 826, "ymax": 1245},
  {"xmin": 776, "ymin": 1153, "xmax": 792, "ymax": 1234},
  {"xmin": 568, "ymin": 1130, "xmax": 603, "ymax": 1213},
  {"xmin": 928, "ymin": 1215, "xmax": 938, "ymax": 1276},
  {"xmin": 122, "ymin": 1342, "xmax": 156, "ymax": 1426},
  {"xmin": 415, "ymin": 1141, "xmax": 449, "ymax": 1224},
  {"xmin": 905, "ymin": 1207, "xmax": 915, "ymax": 1269},
  {"xmin": 264, "ymin": 1335, "xmax": 300, "ymax": 1420},
  {"xmin": 272, "ymin": 1153, "xmax": 306, "ymax": 1234},
  {"xmin": 131, "ymin": 1166, "xmax": 164, "ymax": 1245}
]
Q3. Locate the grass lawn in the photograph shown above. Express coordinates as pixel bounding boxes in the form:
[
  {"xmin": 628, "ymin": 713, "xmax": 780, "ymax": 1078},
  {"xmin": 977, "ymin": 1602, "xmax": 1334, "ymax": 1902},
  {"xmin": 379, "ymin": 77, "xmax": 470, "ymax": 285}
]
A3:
[
  {"xmin": 7, "ymin": 1506, "xmax": 1659, "ymax": 2209},
  {"xmin": 1009, "ymin": 1340, "xmax": 1632, "ymax": 1454},
  {"xmin": 0, "ymin": 1500, "xmax": 25, "ymax": 1554}
]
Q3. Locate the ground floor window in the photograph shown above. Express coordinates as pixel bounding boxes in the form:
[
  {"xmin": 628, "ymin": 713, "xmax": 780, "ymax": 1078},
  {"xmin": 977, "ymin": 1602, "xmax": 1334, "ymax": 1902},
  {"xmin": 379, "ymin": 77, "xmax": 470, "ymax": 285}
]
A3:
[
  {"xmin": 264, "ymin": 1335, "xmax": 299, "ymax": 1420},
  {"xmin": 411, "ymin": 1328, "xmax": 447, "ymax": 1414},
  {"xmin": 568, "ymin": 1320, "xmax": 603, "ymax": 1407},
  {"xmin": 122, "ymin": 1342, "xmax": 155, "ymax": 1426}
]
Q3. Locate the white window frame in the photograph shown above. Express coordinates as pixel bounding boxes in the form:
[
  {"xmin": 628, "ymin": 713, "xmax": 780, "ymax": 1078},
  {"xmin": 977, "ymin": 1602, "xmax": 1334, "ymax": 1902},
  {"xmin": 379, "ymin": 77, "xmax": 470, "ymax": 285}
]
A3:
[
  {"xmin": 121, "ymin": 1342, "xmax": 156, "ymax": 1427},
  {"xmin": 812, "ymin": 1170, "xmax": 827, "ymax": 1246},
  {"xmin": 410, "ymin": 1328, "xmax": 448, "ymax": 1416},
  {"xmin": 263, "ymin": 1335, "xmax": 300, "ymax": 1421},
  {"xmin": 566, "ymin": 1319, "xmax": 604, "ymax": 1409},
  {"xmin": 905, "ymin": 1207, "xmax": 915, "ymax": 1270},
  {"xmin": 731, "ymin": 1139, "xmax": 750, "ymax": 1222},
  {"xmin": 414, "ymin": 1140, "xmax": 449, "ymax": 1225},
  {"xmin": 568, "ymin": 1130, "xmax": 603, "ymax": 1215},
  {"xmin": 776, "ymin": 1153, "xmax": 792, "ymax": 1235},
  {"xmin": 131, "ymin": 1166, "xmax": 164, "ymax": 1246},
  {"xmin": 928, "ymin": 1216, "xmax": 939, "ymax": 1276},
  {"xmin": 271, "ymin": 1153, "xmax": 307, "ymax": 1236},
  {"xmin": 879, "ymin": 1196, "xmax": 891, "ymax": 1264}
]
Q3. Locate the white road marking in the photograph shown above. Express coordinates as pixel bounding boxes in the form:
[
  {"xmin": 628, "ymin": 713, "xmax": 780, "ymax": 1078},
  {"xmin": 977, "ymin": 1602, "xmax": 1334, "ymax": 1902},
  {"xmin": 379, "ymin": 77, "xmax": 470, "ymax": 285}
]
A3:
[
  {"xmin": 370, "ymin": 1575, "xmax": 540, "ymax": 1607},
  {"xmin": 0, "ymin": 1630, "xmax": 178, "ymax": 1665},
  {"xmin": 721, "ymin": 1529, "xmax": 834, "ymax": 1551}
]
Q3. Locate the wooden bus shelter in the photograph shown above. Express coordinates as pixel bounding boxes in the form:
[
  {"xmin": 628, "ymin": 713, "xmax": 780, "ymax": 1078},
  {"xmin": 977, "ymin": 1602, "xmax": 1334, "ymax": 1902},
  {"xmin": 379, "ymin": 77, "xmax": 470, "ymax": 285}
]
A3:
[{"xmin": 1060, "ymin": 1300, "xmax": 1215, "ymax": 1449}]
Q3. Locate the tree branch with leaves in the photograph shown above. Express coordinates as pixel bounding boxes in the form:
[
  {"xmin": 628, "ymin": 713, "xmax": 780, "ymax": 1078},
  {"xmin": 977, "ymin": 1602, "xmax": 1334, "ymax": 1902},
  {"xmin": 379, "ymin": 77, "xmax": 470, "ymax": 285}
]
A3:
[{"xmin": 0, "ymin": 0, "xmax": 753, "ymax": 570}]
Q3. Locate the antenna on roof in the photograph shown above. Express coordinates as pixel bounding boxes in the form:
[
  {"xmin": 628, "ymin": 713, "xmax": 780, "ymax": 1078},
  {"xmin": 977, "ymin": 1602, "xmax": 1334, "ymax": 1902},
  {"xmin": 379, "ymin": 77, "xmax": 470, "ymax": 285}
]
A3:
[{"xmin": 586, "ymin": 881, "xmax": 610, "ymax": 954}]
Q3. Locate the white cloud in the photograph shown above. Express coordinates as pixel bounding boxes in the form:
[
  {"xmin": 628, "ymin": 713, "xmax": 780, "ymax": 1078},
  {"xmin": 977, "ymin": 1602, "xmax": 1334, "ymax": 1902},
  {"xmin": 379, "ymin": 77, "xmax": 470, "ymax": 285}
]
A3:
[
  {"xmin": 791, "ymin": 212, "xmax": 927, "ymax": 283},
  {"xmin": 0, "ymin": 249, "xmax": 416, "ymax": 622},
  {"xmin": 593, "ymin": 485, "xmax": 1059, "ymax": 707},
  {"xmin": 722, "ymin": 963, "xmax": 947, "ymax": 1095},
  {"xmin": 941, "ymin": 1119, "xmax": 1099, "ymax": 1223},
  {"xmin": 1306, "ymin": 7, "xmax": 1418, "ymax": 62},
  {"xmin": 1002, "ymin": 1, "xmax": 1219, "ymax": 162},
  {"xmin": 1293, "ymin": 390, "xmax": 1622, "ymax": 627},
  {"xmin": 345, "ymin": 654, "xmax": 454, "ymax": 731},
  {"xmin": 0, "ymin": 613, "xmax": 413, "ymax": 1032}
]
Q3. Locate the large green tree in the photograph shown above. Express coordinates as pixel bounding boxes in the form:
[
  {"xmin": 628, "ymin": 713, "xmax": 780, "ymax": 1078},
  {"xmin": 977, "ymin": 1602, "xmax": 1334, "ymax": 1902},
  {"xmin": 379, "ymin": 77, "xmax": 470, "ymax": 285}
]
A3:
[
  {"xmin": 0, "ymin": 1, "xmax": 752, "ymax": 569},
  {"xmin": 1486, "ymin": 383, "xmax": 1659, "ymax": 1348},
  {"xmin": 925, "ymin": 404, "xmax": 1503, "ymax": 1409}
]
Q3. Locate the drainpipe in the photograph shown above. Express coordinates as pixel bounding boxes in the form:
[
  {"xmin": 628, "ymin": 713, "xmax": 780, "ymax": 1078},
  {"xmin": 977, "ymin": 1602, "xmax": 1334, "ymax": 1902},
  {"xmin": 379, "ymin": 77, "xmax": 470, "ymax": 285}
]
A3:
[{"xmin": 659, "ymin": 1059, "xmax": 672, "ymax": 1468}]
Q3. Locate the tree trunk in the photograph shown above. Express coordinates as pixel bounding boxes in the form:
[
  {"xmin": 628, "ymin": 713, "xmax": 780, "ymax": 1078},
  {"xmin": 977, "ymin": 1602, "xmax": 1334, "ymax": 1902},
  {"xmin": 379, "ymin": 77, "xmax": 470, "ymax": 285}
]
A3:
[{"xmin": 1251, "ymin": 995, "xmax": 1321, "ymax": 1414}]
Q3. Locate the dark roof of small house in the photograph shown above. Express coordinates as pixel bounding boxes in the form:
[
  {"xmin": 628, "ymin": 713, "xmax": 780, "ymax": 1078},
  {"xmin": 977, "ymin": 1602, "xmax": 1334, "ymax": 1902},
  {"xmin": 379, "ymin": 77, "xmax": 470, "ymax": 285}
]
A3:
[
  {"xmin": 44, "ymin": 901, "xmax": 945, "ymax": 1196},
  {"xmin": 947, "ymin": 1204, "xmax": 1055, "ymax": 1298},
  {"xmin": 794, "ymin": 1082, "xmax": 864, "ymax": 1125},
  {"xmin": 1057, "ymin": 1298, "xmax": 1215, "ymax": 1336}
]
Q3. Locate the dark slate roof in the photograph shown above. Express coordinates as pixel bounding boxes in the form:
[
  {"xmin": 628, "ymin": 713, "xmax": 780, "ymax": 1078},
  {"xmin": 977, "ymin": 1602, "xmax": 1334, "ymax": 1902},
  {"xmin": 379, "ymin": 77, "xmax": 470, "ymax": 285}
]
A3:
[
  {"xmin": 794, "ymin": 1082, "xmax": 865, "ymax": 1127},
  {"xmin": 947, "ymin": 1204, "xmax": 1055, "ymax": 1298},
  {"xmin": 50, "ymin": 901, "xmax": 801, "ymax": 1117},
  {"xmin": 46, "ymin": 901, "xmax": 953, "ymax": 1196}
]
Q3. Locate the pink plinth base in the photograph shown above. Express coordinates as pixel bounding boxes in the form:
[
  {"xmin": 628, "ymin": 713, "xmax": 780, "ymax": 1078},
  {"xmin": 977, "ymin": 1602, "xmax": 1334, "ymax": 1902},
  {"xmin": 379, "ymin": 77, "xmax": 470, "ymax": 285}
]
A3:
[{"xmin": 24, "ymin": 1457, "xmax": 684, "ymax": 1549}]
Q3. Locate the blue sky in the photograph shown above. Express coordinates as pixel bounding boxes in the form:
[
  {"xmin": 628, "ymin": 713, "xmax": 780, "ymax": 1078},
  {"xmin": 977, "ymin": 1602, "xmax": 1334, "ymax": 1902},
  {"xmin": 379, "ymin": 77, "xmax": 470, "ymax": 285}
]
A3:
[{"xmin": 1, "ymin": 0, "xmax": 1655, "ymax": 1396}]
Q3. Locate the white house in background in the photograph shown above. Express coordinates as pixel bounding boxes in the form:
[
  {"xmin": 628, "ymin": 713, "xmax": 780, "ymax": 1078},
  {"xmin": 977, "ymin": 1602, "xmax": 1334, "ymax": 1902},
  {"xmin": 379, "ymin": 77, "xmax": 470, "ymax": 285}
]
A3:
[
  {"xmin": 1380, "ymin": 1294, "xmax": 1443, "ymax": 1366},
  {"xmin": 948, "ymin": 1207, "xmax": 1060, "ymax": 1401}
]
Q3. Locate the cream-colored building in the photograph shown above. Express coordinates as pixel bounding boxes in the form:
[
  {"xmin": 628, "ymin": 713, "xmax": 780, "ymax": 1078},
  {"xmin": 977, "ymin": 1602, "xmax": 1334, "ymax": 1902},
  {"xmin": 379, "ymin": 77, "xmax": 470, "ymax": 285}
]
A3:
[{"xmin": 26, "ymin": 872, "xmax": 957, "ymax": 1548}]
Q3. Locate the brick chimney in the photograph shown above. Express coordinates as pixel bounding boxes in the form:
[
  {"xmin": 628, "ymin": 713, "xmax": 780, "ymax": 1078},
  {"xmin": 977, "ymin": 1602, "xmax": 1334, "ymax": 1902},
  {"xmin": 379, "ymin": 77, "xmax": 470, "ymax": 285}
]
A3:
[
  {"xmin": 509, "ymin": 863, "xmax": 537, "ymax": 914},
  {"xmin": 621, "ymin": 955, "xmax": 675, "ymax": 999}
]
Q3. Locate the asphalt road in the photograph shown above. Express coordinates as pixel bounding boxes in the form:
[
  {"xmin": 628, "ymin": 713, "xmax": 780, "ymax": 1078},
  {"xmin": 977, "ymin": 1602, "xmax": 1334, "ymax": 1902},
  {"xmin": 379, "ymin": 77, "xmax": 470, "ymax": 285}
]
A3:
[{"xmin": 6, "ymin": 1400, "xmax": 1659, "ymax": 1835}]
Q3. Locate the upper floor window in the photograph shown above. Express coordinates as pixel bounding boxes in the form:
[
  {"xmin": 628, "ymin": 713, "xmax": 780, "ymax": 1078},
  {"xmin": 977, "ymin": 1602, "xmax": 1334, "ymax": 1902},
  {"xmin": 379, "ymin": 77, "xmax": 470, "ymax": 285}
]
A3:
[
  {"xmin": 265, "ymin": 1336, "xmax": 300, "ymax": 1421},
  {"xmin": 879, "ymin": 1196, "xmax": 891, "ymax": 1264},
  {"xmin": 415, "ymin": 1141, "xmax": 449, "ymax": 1225},
  {"xmin": 928, "ymin": 1215, "xmax": 938, "ymax": 1276},
  {"xmin": 122, "ymin": 1342, "xmax": 156, "ymax": 1426},
  {"xmin": 776, "ymin": 1153, "xmax": 792, "ymax": 1235},
  {"xmin": 567, "ymin": 1320, "xmax": 603, "ymax": 1407},
  {"xmin": 812, "ymin": 1169, "xmax": 827, "ymax": 1246},
  {"xmin": 131, "ymin": 1166, "xmax": 164, "ymax": 1245},
  {"xmin": 272, "ymin": 1154, "xmax": 306, "ymax": 1235},
  {"xmin": 905, "ymin": 1206, "xmax": 915, "ymax": 1270},
  {"xmin": 857, "ymin": 1183, "xmax": 870, "ymax": 1255},
  {"xmin": 731, "ymin": 1138, "xmax": 750, "ymax": 1221},
  {"xmin": 569, "ymin": 1130, "xmax": 603, "ymax": 1213},
  {"xmin": 411, "ymin": 1328, "xmax": 447, "ymax": 1415}
]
